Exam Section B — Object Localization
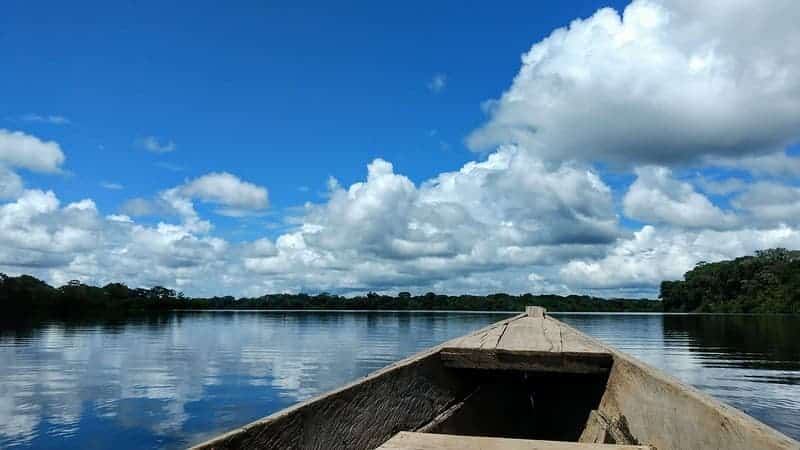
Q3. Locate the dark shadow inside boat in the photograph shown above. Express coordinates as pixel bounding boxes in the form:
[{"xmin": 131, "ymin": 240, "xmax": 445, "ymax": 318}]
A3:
[{"xmin": 419, "ymin": 368, "xmax": 611, "ymax": 442}]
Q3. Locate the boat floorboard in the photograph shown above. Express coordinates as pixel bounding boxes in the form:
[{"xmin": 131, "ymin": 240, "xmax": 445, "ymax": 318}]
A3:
[{"xmin": 377, "ymin": 432, "xmax": 655, "ymax": 450}]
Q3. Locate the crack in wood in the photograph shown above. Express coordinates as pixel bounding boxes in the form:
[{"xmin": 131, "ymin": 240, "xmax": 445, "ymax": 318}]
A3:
[{"xmin": 494, "ymin": 323, "xmax": 509, "ymax": 349}]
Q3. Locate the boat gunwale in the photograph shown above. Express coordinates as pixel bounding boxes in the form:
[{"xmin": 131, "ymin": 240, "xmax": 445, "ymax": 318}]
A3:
[{"xmin": 544, "ymin": 315, "xmax": 799, "ymax": 448}]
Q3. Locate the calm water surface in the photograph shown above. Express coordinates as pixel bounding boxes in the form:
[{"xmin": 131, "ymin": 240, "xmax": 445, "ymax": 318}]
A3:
[{"xmin": 0, "ymin": 311, "xmax": 798, "ymax": 449}]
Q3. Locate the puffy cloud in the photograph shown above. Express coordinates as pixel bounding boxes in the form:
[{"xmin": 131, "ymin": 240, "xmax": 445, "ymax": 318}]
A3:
[
  {"xmin": 3, "ymin": 0, "xmax": 800, "ymax": 299},
  {"xmin": 695, "ymin": 175, "xmax": 747, "ymax": 196},
  {"xmin": 179, "ymin": 172, "xmax": 269, "ymax": 216},
  {"xmin": 3, "ymin": 144, "xmax": 798, "ymax": 297},
  {"xmin": 623, "ymin": 166, "xmax": 737, "ymax": 229},
  {"xmin": 120, "ymin": 172, "xmax": 268, "ymax": 219},
  {"xmin": 301, "ymin": 159, "xmax": 419, "ymax": 258},
  {"xmin": 138, "ymin": 136, "xmax": 176, "ymax": 153},
  {"xmin": 560, "ymin": 225, "xmax": 800, "ymax": 292},
  {"xmin": 0, "ymin": 190, "xmax": 101, "ymax": 269},
  {"xmin": 0, "ymin": 129, "xmax": 66, "ymax": 172},
  {"xmin": 0, "ymin": 173, "xmax": 232, "ymax": 292},
  {"xmin": 468, "ymin": 0, "xmax": 800, "ymax": 167},
  {"xmin": 243, "ymin": 238, "xmax": 277, "ymax": 257},
  {"xmin": 708, "ymin": 151, "xmax": 800, "ymax": 177},
  {"xmin": 242, "ymin": 147, "xmax": 619, "ymax": 293},
  {"xmin": 120, "ymin": 197, "xmax": 157, "ymax": 216},
  {"xmin": 106, "ymin": 214, "xmax": 133, "ymax": 223},
  {"xmin": 0, "ymin": 166, "xmax": 24, "ymax": 199},
  {"xmin": 157, "ymin": 187, "xmax": 212, "ymax": 234},
  {"xmin": 0, "ymin": 190, "xmax": 231, "ymax": 293},
  {"xmin": 732, "ymin": 182, "xmax": 800, "ymax": 226}
]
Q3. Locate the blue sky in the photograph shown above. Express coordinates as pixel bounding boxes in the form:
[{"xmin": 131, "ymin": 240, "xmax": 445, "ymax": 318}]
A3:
[
  {"xmin": 2, "ymin": 0, "xmax": 800, "ymax": 296},
  {"xmin": 2, "ymin": 0, "xmax": 626, "ymax": 236}
]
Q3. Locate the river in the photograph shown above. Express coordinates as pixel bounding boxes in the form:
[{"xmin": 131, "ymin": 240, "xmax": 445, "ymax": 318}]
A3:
[{"xmin": 1, "ymin": 311, "xmax": 798, "ymax": 448}]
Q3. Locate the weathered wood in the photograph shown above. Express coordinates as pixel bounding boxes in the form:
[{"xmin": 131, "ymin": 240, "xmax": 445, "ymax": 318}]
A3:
[
  {"xmin": 445, "ymin": 315, "xmax": 609, "ymax": 356},
  {"xmin": 562, "ymin": 319, "xmax": 800, "ymax": 450},
  {"xmin": 527, "ymin": 306, "xmax": 546, "ymax": 317},
  {"xmin": 581, "ymin": 410, "xmax": 612, "ymax": 444},
  {"xmin": 447, "ymin": 321, "xmax": 508, "ymax": 350},
  {"xmin": 414, "ymin": 388, "xmax": 478, "ymax": 433},
  {"xmin": 579, "ymin": 411, "xmax": 639, "ymax": 445},
  {"xmin": 560, "ymin": 327, "xmax": 605, "ymax": 356},
  {"xmin": 440, "ymin": 348, "xmax": 612, "ymax": 373},
  {"xmin": 192, "ymin": 353, "xmax": 467, "ymax": 449},
  {"xmin": 377, "ymin": 432, "xmax": 655, "ymax": 450},
  {"xmin": 189, "ymin": 318, "xmax": 512, "ymax": 450},
  {"xmin": 498, "ymin": 317, "xmax": 562, "ymax": 353},
  {"xmin": 440, "ymin": 315, "xmax": 612, "ymax": 373}
]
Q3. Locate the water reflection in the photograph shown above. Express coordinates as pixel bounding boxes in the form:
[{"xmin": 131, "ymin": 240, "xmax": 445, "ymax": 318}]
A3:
[
  {"xmin": 2, "ymin": 312, "xmax": 799, "ymax": 448},
  {"xmin": 0, "ymin": 311, "xmax": 509, "ymax": 449}
]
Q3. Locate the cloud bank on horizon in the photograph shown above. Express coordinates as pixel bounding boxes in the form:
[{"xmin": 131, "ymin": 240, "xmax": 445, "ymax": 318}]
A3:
[{"xmin": 2, "ymin": 0, "xmax": 800, "ymax": 297}]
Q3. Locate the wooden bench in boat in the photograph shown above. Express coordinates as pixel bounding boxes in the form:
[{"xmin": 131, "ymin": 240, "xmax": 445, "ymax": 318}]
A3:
[
  {"xmin": 377, "ymin": 432, "xmax": 655, "ymax": 450},
  {"xmin": 439, "ymin": 306, "xmax": 612, "ymax": 374}
]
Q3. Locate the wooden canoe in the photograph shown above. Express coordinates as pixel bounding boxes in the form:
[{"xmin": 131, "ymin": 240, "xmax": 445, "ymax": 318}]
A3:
[{"xmin": 191, "ymin": 307, "xmax": 799, "ymax": 450}]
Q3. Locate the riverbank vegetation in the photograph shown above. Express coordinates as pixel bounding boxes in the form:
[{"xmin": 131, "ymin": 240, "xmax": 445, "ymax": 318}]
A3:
[
  {"xmin": 5, "ymin": 248, "xmax": 798, "ymax": 317},
  {"xmin": 660, "ymin": 249, "xmax": 800, "ymax": 313},
  {"xmin": 1, "ymin": 273, "xmax": 659, "ymax": 316}
]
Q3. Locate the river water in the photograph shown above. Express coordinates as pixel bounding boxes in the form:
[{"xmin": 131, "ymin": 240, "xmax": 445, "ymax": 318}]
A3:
[{"xmin": 0, "ymin": 311, "xmax": 798, "ymax": 448}]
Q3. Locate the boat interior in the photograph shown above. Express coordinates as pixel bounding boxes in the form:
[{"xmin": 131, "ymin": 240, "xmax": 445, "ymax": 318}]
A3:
[
  {"xmin": 384, "ymin": 307, "xmax": 644, "ymax": 449},
  {"xmin": 414, "ymin": 369, "xmax": 612, "ymax": 442}
]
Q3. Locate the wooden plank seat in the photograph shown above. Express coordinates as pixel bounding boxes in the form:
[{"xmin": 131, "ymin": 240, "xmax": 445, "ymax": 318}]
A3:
[
  {"xmin": 440, "ymin": 312, "xmax": 613, "ymax": 373},
  {"xmin": 377, "ymin": 432, "xmax": 655, "ymax": 450}
]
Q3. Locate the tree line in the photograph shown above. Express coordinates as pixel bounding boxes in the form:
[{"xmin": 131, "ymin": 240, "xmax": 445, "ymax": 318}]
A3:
[
  {"xmin": 0, "ymin": 273, "xmax": 660, "ymax": 317},
  {"xmin": 6, "ymin": 247, "xmax": 797, "ymax": 318},
  {"xmin": 660, "ymin": 248, "xmax": 800, "ymax": 313}
]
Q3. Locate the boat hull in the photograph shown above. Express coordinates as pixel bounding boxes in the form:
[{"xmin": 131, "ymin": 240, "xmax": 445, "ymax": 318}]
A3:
[{"xmin": 192, "ymin": 313, "xmax": 799, "ymax": 450}]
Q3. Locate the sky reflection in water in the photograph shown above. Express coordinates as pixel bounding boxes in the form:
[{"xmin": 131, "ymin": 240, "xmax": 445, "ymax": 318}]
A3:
[{"xmin": 1, "ymin": 311, "xmax": 798, "ymax": 449}]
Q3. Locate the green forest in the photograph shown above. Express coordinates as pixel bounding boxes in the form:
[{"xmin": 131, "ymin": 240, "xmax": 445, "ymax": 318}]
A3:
[
  {"xmin": 1, "ymin": 272, "xmax": 659, "ymax": 316},
  {"xmin": 3, "ymin": 248, "xmax": 799, "ymax": 317},
  {"xmin": 660, "ymin": 248, "xmax": 800, "ymax": 313}
]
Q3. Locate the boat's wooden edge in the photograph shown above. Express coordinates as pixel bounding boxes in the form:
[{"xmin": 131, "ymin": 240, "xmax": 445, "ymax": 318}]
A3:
[
  {"xmin": 377, "ymin": 431, "xmax": 656, "ymax": 449},
  {"xmin": 189, "ymin": 312, "xmax": 526, "ymax": 449},
  {"xmin": 545, "ymin": 315, "xmax": 800, "ymax": 450}
]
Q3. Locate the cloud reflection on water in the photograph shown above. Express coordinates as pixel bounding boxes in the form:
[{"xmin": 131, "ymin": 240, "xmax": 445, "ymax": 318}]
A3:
[
  {"xmin": 2, "ymin": 312, "xmax": 799, "ymax": 447},
  {"xmin": 0, "ymin": 311, "xmax": 507, "ymax": 449}
]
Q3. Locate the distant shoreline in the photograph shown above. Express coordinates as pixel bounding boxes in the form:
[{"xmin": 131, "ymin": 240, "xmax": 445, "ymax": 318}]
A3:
[
  {"xmin": 2, "ymin": 272, "xmax": 660, "ymax": 316},
  {"xmin": 4, "ymin": 248, "xmax": 799, "ymax": 316},
  {"xmin": 171, "ymin": 309, "xmax": 798, "ymax": 316}
]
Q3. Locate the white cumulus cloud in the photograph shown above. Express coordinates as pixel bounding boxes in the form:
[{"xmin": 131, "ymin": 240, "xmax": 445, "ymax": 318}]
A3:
[
  {"xmin": 560, "ymin": 225, "xmax": 800, "ymax": 292},
  {"xmin": 732, "ymin": 182, "xmax": 800, "ymax": 226},
  {"xmin": 468, "ymin": 0, "xmax": 800, "ymax": 168},
  {"xmin": 0, "ymin": 129, "xmax": 66, "ymax": 173},
  {"xmin": 0, "ymin": 166, "xmax": 24, "ymax": 199},
  {"xmin": 179, "ymin": 172, "xmax": 269, "ymax": 215},
  {"xmin": 623, "ymin": 166, "xmax": 737, "ymax": 229},
  {"xmin": 242, "ymin": 147, "xmax": 619, "ymax": 293},
  {"xmin": 4, "ymin": 0, "xmax": 800, "ymax": 299}
]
